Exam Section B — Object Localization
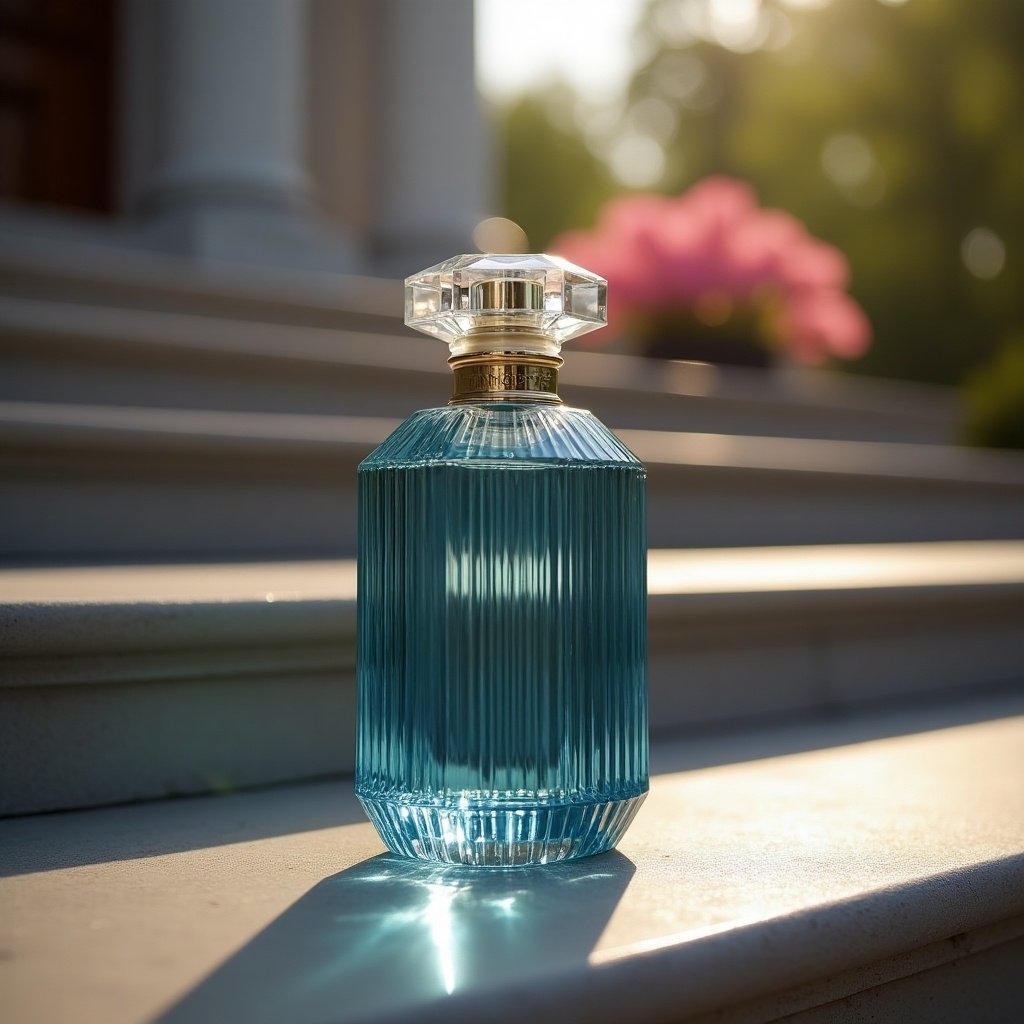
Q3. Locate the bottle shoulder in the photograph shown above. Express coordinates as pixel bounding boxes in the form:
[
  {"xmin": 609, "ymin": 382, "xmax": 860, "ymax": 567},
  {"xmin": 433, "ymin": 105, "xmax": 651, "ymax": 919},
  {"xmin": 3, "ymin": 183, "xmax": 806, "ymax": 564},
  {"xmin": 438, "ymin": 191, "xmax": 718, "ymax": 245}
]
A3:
[{"xmin": 360, "ymin": 403, "xmax": 644, "ymax": 470}]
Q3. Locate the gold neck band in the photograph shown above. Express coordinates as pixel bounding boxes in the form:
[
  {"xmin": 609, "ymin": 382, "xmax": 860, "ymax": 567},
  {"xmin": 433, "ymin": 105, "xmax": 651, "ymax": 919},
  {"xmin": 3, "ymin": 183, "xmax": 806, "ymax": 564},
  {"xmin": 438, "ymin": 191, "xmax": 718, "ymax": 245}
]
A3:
[{"xmin": 449, "ymin": 354, "xmax": 562, "ymax": 404}]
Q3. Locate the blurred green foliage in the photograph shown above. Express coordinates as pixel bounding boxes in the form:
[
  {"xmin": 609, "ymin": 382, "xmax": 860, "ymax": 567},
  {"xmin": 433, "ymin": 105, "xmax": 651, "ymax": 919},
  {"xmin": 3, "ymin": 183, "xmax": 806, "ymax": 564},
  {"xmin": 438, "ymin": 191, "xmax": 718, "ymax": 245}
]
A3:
[
  {"xmin": 496, "ymin": 0, "xmax": 1023, "ymax": 388},
  {"xmin": 964, "ymin": 337, "xmax": 1024, "ymax": 449},
  {"xmin": 502, "ymin": 86, "xmax": 618, "ymax": 256}
]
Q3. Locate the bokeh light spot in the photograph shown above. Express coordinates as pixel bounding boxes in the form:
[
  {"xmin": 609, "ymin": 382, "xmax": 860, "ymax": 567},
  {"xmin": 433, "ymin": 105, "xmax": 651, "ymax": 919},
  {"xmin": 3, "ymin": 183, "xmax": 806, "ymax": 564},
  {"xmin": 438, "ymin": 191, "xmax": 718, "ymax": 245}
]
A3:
[
  {"xmin": 821, "ymin": 133, "xmax": 874, "ymax": 189},
  {"xmin": 821, "ymin": 133, "xmax": 886, "ymax": 207},
  {"xmin": 961, "ymin": 228, "xmax": 1006, "ymax": 279},
  {"xmin": 608, "ymin": 134, "xmax": 666, "ymax": 189},
  {"xmin": 473, "ymin": 217, "xmax": 529, "ymax": 254}
]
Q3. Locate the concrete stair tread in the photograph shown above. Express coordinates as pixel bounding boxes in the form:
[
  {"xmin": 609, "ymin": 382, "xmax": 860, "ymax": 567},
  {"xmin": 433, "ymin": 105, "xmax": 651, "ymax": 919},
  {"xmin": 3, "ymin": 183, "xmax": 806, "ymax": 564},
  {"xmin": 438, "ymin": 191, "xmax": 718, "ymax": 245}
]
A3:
[
  {"xmin": 0, "ymin": 231, "xmax": 401, "ymax": 327},
  {"xmin": 3, "ymin": 538, "xmax": 1023, "ymax": 613},
  {"xmin": 2, "ymin": 700, "xmax": 1022, "ymax": 1023}
]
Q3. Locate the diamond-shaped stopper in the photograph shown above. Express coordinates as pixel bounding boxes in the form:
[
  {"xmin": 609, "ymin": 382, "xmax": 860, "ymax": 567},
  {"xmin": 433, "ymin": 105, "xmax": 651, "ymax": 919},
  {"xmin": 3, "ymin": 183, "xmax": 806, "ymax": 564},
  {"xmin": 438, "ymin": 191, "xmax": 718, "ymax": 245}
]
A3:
[{"xmin": 405, "ymin": 253, "xmax": 607, "ymax": 356}]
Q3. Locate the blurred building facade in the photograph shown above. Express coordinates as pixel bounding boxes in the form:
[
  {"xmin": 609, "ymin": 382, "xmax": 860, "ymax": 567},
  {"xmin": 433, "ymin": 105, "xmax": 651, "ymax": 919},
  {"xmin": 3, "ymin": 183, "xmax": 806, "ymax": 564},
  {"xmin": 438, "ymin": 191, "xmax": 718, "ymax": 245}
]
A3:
[{"xmin": 0, "ymin": 0, "xmax": 489, "ymax": 277}]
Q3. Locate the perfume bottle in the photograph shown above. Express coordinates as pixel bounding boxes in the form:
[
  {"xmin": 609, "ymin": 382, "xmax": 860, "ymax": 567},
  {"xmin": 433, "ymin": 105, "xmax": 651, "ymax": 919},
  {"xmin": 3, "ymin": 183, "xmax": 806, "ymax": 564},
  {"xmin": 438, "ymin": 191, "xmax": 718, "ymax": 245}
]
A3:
[{"xmin": 356, "ymin": 254, "xmax": 648, "ymax": 866}]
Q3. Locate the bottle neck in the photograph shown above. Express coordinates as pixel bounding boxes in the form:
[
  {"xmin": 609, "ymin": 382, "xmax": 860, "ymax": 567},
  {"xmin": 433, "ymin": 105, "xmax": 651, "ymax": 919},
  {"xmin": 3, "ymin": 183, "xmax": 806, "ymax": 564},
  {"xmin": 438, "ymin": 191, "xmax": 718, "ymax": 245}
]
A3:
[{"xmin": 448, "ymin": 352, "xmax": 563, "ymax": 405}]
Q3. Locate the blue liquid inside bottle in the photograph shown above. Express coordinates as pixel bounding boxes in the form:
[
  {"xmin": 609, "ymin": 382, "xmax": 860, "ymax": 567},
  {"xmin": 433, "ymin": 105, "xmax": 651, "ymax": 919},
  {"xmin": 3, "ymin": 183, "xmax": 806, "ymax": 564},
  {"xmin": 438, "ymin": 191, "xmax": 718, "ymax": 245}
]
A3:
[{"xmin": 357, "ymin": 402, "xmax": 648, "ymax": 866}]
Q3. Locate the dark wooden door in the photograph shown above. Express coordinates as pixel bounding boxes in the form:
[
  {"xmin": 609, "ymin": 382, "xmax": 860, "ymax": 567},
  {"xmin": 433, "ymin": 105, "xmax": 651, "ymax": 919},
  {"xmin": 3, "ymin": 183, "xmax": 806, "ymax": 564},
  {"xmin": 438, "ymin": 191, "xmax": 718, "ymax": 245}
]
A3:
[{"xmin": 0, "ymin": 0, "xmax": 115, "ymax": 212}]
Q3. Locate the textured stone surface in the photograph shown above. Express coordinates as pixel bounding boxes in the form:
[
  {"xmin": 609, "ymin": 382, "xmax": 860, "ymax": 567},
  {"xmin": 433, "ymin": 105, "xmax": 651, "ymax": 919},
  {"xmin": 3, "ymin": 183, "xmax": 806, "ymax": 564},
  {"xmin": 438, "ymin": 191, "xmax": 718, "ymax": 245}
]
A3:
[{"xmin": 1, "ymin": 702, "xmax": 1022, "ymax": 1024}]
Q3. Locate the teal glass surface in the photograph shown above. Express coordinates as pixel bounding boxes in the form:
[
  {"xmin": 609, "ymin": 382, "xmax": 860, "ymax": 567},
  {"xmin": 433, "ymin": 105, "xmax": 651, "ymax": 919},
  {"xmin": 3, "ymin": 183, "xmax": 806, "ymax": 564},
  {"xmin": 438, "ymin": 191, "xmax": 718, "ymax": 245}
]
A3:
[{"xmin": 356, "ymin": 402, "xmax": 648, "ymax": 866}]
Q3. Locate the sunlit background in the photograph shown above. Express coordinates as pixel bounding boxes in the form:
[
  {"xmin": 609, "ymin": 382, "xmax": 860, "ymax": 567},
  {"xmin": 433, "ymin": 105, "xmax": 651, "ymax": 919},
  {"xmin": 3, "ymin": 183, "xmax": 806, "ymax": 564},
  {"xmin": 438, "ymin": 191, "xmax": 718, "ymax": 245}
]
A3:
[{"xmin": 477, "ymin": 0, "xmax": 1023, "ymax": 444}]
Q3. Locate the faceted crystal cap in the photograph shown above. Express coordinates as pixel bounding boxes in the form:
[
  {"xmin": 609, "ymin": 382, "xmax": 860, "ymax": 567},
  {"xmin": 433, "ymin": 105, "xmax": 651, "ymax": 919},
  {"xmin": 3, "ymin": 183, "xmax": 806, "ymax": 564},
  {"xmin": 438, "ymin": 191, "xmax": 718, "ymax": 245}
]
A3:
[{"xmin": 405, "ymin": 253, "xmax": 607, "ymax": 355}]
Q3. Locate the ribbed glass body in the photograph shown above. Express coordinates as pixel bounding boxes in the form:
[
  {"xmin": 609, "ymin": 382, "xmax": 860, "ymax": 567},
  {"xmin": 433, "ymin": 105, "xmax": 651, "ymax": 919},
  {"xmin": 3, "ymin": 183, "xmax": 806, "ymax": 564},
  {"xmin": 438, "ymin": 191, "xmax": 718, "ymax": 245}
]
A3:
[{"xmin": 356, "ymin": 401, "xmax": 648, "ymax": 866}]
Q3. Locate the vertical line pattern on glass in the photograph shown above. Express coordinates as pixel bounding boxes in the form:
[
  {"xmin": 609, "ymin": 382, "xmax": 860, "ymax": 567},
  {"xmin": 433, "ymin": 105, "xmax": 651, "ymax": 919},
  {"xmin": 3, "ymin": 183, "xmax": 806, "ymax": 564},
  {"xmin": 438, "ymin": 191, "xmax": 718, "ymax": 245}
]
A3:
[{"xmin": 357, "ymin": 403, "xmax": 648, "ymax": 866}]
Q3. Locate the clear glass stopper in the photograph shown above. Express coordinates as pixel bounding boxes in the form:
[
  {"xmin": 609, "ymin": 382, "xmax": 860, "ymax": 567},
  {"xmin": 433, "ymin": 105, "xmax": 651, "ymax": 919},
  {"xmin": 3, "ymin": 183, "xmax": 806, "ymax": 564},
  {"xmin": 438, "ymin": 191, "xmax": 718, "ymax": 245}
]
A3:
[{"xmin": 405, "ymin": 253, "xmax": 607, "ymax": 357}]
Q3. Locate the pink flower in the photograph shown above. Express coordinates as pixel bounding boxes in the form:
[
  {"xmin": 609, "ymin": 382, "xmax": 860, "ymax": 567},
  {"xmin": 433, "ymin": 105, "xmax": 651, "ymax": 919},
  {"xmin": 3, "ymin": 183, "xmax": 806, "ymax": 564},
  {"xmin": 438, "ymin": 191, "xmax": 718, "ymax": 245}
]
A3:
[
  {"xmin": 780, "ymin": 290, "xmax": 872, "ymax": 364},
  {"xmin": 551, "ymin": 176, "xmax": 871, "ymax": 365},
  {"xmin": 778, "ymin": 237, "xmax": 850, "ymax": 292}
]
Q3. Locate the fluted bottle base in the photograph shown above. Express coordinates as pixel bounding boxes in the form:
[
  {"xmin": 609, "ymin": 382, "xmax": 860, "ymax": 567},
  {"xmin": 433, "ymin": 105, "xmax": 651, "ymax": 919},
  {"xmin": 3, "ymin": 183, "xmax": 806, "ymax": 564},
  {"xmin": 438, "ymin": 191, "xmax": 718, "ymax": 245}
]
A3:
[{"xmin": 359, "ymin": 793, "xmax": 647, "ymax": 867}]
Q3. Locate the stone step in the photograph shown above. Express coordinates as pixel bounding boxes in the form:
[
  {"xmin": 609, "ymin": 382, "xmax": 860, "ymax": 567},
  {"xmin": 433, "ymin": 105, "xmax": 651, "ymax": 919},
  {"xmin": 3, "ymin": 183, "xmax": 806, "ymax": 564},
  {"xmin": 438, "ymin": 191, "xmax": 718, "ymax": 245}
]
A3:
[
  {"xmin": 1, "ymin": 401, "xmax": 1021, "ymax": 564},
  {"xmin": 0, "ymin": 232, "xmax": 402, "ymax": 332},
  {"xmin": 0, "ymin": 290, "xmax": 960, "ymax": 441},
  {"xmin": 2, "ymin": 702, "xmax": 1023, "ymax": 1024},
  {"xmin": 2, "ymin": 541, "xmax": 1022, "ymax": 815}
]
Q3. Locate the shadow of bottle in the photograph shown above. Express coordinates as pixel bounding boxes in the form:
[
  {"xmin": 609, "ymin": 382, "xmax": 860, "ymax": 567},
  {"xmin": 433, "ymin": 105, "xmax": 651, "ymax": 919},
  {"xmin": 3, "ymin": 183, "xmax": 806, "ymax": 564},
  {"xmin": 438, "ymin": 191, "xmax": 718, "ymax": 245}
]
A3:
[{"xmin": 156, "ymin": 850, "xmax": 636, "ymax": 1024}]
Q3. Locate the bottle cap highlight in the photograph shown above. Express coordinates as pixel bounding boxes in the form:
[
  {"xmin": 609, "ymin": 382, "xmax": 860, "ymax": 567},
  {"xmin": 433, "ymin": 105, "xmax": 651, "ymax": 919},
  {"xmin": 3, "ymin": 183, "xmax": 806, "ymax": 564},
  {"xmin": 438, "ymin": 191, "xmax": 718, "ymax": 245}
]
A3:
[{"xmin": 405, "ymin": 253, "xmax": 607, "ymax": 359}]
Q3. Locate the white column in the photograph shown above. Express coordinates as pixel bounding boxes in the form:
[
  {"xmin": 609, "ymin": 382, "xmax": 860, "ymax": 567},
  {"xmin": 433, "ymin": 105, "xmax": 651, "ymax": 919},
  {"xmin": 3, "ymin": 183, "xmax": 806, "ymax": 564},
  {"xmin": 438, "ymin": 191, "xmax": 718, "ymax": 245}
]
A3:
[
  {"xmin": 373, "ymin": 0, "xmax": 493, "ymax": 276},
  {"xmin": 148, "ymin": 0, "xmax": 310, "ymax": 210},
  {"xmin": 127, "ymin": 0, "xmax": 356, "ymax": 272}
]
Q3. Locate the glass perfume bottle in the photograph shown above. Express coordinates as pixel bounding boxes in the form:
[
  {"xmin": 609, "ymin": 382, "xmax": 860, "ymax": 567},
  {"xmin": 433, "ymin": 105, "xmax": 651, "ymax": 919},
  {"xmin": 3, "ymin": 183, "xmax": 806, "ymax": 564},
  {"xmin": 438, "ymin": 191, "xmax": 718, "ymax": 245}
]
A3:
[{"xmin": 356, "ymin": 254, "xmax": 648, "ymax": 866}]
